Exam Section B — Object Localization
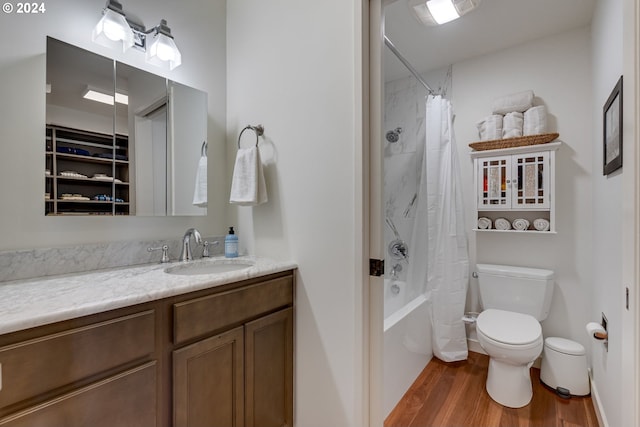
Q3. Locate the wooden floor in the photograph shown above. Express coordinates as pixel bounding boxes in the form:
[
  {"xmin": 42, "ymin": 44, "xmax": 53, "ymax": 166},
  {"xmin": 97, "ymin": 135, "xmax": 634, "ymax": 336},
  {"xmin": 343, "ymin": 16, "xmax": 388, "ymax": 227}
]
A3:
[{"xmin": 385, "ymin": 351, "xmax": 599, "ymax": 427}]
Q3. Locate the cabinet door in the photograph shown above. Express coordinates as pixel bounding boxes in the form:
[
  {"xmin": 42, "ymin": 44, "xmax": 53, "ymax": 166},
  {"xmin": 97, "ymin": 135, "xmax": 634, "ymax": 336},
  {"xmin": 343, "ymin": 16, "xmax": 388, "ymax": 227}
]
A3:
[
  {"xmin": 245, "ymin": 308, "xmax": 293, "ymax": 427},
  {"xmin": 173, "ymin": 326, "xmax": 244, "ymax": 427},
  {"xmin": 0, "ymin": 362, "xmax": 156, "ymax": 427},
  {"xmin": 511, "ymin": 152, "xmax": 550, "ymax": 209},
  {"xmin": 477, "ymin": 156, "xmax": 511, "ymax": 209}
]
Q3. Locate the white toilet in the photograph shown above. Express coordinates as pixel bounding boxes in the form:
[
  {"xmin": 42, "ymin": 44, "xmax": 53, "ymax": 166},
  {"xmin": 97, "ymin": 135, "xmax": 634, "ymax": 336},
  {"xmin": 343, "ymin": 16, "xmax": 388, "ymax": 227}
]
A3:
[{"xmin": 475, "ymin": 264, "xmax": 554, "ymax": 408}]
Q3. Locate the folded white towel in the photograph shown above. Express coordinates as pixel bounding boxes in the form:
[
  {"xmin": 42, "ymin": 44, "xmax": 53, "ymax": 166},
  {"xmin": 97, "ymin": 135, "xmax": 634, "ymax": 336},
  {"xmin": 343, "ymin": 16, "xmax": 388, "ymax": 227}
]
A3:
[
  {"xmin": 476, "ymin": 115, "xmax": 503, "ymax": 141},
  {"xmin": 495, "ymin": 218, "xmax": 511, "ymax": 230},
  {"xmin": 192, "ymin": 155, "xmax": 207, "ymax": 207},
  {"xmin": 492, "ymin": 90, "xmax": 534, "ymax": 115},
  {"xmin": 533, "ymin": 218, "xmax": 550, "ymax": 231},
  {"xmin": 512, "ymin": 218, "xmax": 530, "ymax": 231},
  {"xmin": 503, "ymin": 112, "xmax": 524, "ymax": 138},
  {"xmin": 229, "ymin": 146, "xmax": 268, "ymax": 206},
  {"xmin": 477, "ymin": 217, "xmax": 492, "ymax": 230},
  {"xmin": 523, "ymin": 105, "xmax": 547, "ymax": 135}
]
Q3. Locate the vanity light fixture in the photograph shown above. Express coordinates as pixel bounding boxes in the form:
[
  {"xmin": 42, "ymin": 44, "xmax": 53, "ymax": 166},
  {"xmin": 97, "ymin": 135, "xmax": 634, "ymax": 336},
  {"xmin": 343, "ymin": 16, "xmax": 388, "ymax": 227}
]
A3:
[
  {"xmin": 145, "ymin": 20, "xmax": 182, "ymax": 70},
  {"xmin": 91, "ymin": 0, "xmax": 134, "ymax": 52},
  {"xmin": 92, "ymin": 0, "xmax": 182, "ymax": 70},
  {"xmin": 408, "ymin": 0, "xmax": 482, "ymax": 26}
]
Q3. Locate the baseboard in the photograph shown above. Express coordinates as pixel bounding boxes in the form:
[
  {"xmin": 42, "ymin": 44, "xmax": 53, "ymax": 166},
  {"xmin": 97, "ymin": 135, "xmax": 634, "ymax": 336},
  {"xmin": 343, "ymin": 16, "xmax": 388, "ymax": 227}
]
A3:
[
  {"xmin": 467, "ymin": 338, "xmax": 486, "ymax": 355},
  {"xmin": 589, "ymin": 372, "xmax": 608, "ymax": 427}
]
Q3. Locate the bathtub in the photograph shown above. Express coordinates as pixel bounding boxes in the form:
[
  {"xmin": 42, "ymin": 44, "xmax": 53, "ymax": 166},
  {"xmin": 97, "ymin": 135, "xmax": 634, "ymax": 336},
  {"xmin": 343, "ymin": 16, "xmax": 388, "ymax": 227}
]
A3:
[{"xmin": 383, "ymin": 279, "xmax": 432, "ymax": 418}]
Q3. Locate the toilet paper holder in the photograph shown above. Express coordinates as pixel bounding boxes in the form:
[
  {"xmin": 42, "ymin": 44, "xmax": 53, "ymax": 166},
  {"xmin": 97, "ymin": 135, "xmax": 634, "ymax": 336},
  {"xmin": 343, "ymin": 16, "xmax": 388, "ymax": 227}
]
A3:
[{"xmin": 586, "ymin": 315, "xmax": 608, "ymax": 351}]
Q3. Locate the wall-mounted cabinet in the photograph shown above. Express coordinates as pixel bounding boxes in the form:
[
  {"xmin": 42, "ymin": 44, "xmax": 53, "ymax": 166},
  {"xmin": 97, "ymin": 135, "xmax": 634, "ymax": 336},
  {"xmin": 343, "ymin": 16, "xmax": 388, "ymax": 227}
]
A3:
[
  {"xmin": 470, "ymin": 142, "xmax": 561, "ymax": 233},
  {"xmin": 45, "ymin": 125, "xmax": 130, "ymax": 216}
]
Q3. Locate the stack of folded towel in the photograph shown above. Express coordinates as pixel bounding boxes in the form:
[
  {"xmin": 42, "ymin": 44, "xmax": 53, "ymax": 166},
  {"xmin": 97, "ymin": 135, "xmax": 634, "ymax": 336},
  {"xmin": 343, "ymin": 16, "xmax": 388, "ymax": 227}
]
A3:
[{"xmin": 475, "ymin": 90, "xmax": 548, "ymax": 141}]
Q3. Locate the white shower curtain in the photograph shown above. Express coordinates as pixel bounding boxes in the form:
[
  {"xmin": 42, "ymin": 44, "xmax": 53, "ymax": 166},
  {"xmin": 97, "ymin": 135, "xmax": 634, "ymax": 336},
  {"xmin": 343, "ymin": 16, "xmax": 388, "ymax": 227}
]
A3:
[{"xmin": 407, "ymin": 95, "xmax": 469, "ymax": 362}]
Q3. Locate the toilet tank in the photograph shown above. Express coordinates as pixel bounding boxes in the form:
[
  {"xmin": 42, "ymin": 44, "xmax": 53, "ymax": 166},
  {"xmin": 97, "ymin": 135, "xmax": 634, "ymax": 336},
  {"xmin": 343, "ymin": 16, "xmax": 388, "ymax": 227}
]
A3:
[{"xmin": 476, "ymin": 264, "xmax": 555, "ymax": 321}]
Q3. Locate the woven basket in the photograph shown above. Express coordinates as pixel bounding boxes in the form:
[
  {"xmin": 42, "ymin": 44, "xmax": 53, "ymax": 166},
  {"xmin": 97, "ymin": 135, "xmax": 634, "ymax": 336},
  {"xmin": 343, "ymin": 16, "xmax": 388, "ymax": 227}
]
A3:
[{"xmin": 469, "ymin": 133, "xmax": 559, "ymax": 151}]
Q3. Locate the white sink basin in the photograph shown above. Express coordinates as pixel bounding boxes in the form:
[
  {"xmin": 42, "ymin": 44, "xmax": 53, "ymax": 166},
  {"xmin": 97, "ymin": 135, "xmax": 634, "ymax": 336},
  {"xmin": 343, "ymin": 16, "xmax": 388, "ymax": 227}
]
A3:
[{"xmin": 164, "ymin": 260, "xmax": 254, "ymax": 276}]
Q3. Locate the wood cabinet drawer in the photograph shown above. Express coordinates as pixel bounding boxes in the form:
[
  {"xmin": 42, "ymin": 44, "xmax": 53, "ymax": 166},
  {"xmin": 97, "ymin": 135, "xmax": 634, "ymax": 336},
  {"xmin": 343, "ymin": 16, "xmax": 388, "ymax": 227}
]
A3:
[
  {"xmin": 0, "ymin": 361, "xmax": 157, "ymax": 427},
  {"xmin": 0, "ymin": 310, "xmax": 155, "ymax": 409},
  {"xmin": 173, "ymin": 275, "xmax": 293, "ymax": 345}
]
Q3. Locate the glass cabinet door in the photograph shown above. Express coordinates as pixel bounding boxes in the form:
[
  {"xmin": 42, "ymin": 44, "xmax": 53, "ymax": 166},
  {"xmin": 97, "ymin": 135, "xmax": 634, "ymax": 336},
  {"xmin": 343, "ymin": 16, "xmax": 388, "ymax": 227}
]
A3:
[
  {"xmin": 512, "ymin": 152, "xmax": 550, "ymax": 209},
  {"xmin": 478, "ymin": 156, "xmax": 511, "ymax": 209}
]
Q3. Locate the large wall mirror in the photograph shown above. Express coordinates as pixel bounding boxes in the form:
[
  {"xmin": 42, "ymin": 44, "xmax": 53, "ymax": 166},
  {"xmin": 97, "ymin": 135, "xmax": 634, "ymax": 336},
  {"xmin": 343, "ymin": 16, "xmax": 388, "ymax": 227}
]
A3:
[{"xmin": 45, "ymin": 37, "xmax": 207, "ymax": 217}]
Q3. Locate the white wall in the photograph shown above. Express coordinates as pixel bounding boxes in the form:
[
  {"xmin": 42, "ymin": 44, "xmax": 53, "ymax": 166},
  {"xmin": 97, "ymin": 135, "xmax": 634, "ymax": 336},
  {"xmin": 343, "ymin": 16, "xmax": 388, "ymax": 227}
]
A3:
[
  {"xmin": 590, "ymin": 0, "xmax": 625, "ymax": 426},
  {"xmin": 452, "ymin": 27, "xmax": 594, "ymax": 351},
  {"xmin": 0, "ymin": 0, "xmax": 227, "ymax": 250},
  {"xmin": 226, "ymin": 1, "xmax": 365, "ymax": 426}
]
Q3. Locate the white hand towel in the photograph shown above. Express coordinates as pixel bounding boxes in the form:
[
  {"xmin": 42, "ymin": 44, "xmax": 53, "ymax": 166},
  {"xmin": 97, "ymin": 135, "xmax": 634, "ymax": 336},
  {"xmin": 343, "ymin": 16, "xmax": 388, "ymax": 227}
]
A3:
[
  {"xmin": 192, "ymin": 156, "xmax": 207, "ymax": 207},
  {"xmin": 503, "ymin": 112, "xmax": 524, "ymax": 138},
  {"xmin": 523, "ymin": 105, "xmax": 547, "ymax": 135},
  {"xmin": 476, "ymin": 115, "xmax": 503, "ymax": 141},
  {"xmin": 229, "ymin": 146, "xmax": 268, "ymax": 206},
  {"xmin": 494, "ymin": 218, "xmax": 511, "ymax": 230},
  {"xmin": 512, "ymin": 218, "xmax": 530, "ymax": 231},
  {"xmin": 533, "ymin": 218, "xmax": 550, "ymax": 231},
  {"xmin": 477, "ymin": 217, "xmax": 492, "ymax": 230},
  {"xmin": 492, "ymin": 90, "xmax": 534, "ymax": 114}
]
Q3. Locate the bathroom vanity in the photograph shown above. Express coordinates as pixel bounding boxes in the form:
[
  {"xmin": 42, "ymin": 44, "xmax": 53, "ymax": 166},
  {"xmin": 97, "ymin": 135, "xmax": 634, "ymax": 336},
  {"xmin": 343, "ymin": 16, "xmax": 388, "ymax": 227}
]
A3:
[{"xmin": 0, "ymin": 258, "xmax": 295, "ymax": 427}]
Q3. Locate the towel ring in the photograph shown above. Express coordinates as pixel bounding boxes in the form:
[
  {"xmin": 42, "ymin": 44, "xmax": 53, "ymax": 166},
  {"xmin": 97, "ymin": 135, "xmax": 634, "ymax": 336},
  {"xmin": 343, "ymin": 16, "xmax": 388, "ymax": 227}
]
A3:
[
  {"xmin": 237, "ymin": 124, "xmax": 264, "ymax": 149},
  {"xmin": 201, "ymin": 141, "xmax": 207, "ymax": 157}
]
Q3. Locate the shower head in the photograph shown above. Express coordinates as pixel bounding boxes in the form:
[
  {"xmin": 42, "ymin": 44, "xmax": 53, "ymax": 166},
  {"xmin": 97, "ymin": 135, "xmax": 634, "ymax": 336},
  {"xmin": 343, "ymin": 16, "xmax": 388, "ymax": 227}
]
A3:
[{"xmin": 386, "ymin": 127, "xmax": 403, "ymax": 143}]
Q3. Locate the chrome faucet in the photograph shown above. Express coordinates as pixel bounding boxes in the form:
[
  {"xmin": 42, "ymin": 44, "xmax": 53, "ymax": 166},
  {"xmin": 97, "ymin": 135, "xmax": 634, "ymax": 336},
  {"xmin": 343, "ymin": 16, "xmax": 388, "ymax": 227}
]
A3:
[{"xmin": 180, "ymin": 228, "xmax": 203, "ymax": 262}]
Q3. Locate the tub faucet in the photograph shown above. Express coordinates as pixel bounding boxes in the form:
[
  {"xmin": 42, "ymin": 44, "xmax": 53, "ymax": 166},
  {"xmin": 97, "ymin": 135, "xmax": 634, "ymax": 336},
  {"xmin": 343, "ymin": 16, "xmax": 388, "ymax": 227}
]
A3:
[{"xmin": 180, "ymin": 228, "xmax": 203, "ymax": 262}]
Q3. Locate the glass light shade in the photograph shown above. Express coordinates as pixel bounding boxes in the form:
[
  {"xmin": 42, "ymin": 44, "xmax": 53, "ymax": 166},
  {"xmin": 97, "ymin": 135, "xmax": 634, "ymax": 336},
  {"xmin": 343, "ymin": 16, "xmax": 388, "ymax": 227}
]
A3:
[
  {"xmin": 146, "ymin": 33, "xmax": 182, "ymax": 70},
  {"xmin": 92, "ymin": 8, "xmax": 134, "ymax": 52}
]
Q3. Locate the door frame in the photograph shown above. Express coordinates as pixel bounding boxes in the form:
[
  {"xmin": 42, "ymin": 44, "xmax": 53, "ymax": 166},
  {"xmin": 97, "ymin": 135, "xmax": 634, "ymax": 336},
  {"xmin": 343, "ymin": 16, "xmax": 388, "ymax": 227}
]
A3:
[{"xmin": 362, "ymin": 1, "xmax": 640, "ymax": 427}]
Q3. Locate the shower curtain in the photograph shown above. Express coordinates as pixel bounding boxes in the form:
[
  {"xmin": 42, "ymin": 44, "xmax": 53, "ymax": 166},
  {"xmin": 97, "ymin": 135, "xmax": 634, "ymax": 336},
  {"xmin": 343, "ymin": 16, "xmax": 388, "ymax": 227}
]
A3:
[{"xmin": 407, "ymin": 94, "xmax": 469, "ymax": 362}]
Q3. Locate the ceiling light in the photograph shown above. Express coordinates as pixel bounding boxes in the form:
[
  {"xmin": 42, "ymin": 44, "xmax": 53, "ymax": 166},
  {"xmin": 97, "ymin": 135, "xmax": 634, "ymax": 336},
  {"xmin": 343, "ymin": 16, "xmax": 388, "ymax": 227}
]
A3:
[
  {"xmin": 146, "ymin": 20, "xmax": 182, "ymax": 70},
  {"xmin": 426, "ymin": 0, "xmax": 459, "ymax": 24},
  {"xmin": 408, "ymin": 0, "xmax": 482, "ymax": 26},
  {"xmin": 91, "ymin": 0, "xmax": 134, "ymax": 52},
  {"xmin": 83, "ymin": 88, "xmax": 129, "ymax": 106}
]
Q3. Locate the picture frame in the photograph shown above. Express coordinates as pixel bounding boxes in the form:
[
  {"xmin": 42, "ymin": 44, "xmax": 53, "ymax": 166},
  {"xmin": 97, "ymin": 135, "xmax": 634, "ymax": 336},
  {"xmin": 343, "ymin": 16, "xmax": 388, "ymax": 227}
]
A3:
[{"xmin": 603, "ymin": 76, "xmax": 623, "ymax": 175}]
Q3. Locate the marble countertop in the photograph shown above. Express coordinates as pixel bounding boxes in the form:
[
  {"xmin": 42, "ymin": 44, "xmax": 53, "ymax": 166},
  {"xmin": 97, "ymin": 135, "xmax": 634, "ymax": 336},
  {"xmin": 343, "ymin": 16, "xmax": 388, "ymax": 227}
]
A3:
[{"xmin": 0, "ymin": 256, "xmax": 297, "ymax": 335}]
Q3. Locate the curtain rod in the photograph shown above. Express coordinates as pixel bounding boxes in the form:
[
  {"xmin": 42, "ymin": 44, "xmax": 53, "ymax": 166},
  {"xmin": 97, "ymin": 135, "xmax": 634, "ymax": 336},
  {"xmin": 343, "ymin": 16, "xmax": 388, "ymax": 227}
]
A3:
[{"xmin": 384, "ymin": 35, "xmax": 434, "ymax": 95}]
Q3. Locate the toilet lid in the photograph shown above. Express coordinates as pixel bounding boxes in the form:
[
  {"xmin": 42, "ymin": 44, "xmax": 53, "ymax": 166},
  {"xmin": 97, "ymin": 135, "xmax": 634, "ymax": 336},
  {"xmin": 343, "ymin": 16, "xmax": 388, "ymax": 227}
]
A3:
[{"xmin": 477, "ymin": 309, "xmax": 541, "ymax": 345}]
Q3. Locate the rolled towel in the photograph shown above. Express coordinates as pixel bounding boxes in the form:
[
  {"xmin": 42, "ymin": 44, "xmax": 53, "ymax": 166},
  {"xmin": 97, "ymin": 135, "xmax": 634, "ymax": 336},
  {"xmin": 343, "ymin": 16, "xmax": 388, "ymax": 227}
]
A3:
[
  {"xmin": 477, "ymin": 217, "xmax": 492, "ymax": 230},
  {"xmin": 523, "ymin": 105, "xmax": 547, "ymax": 135},
  {"xmin": 503, "ymin": 111, "xmax": 524, "ymax": 138},
  {"xmin": 492, "ymin": 90, "xmax": 534, "ymax": 114},
  {"xmin": 494, "ymin": 218, "xmax": 511, "ymax": 230},
  {"xmin": 512, "ymin": 218, "xmax": 530, "ymax": 231},
  {"xmin": 476, "ymin": 115, "xmax": 503, "ymax": 141},
  {"xmin": 533, "ymin": 218, "xmax": 550, "ymax": 231}
]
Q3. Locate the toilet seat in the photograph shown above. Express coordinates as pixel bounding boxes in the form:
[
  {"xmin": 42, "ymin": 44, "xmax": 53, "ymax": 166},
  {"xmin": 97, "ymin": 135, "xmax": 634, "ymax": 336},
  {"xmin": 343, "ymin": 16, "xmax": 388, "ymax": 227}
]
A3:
[{"xmin": 477, "ymin": 309, "xmax": 541, "ymax": 346}]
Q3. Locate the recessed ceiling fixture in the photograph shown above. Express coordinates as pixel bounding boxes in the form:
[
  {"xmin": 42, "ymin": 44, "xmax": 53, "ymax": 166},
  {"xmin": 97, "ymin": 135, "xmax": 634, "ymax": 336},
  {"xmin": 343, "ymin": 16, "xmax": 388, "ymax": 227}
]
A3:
[
  {"xmin": 83, "ymin": 87, "xmax": 129, "ymax": 106},
  {"xmin": 408, "ymin": 0, "xmax": 482, "ymax": 26},
  {"xmin": 92, "ymin": 0, "xmax": 182, "ymax": 70}
]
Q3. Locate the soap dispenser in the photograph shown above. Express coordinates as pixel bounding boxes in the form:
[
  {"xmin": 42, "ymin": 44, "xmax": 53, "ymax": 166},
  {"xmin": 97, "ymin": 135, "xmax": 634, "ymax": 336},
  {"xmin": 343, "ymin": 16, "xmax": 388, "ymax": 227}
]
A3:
[{"xmin": 225, "ymin": 227, "xmax": 239, "ymax": 258}]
